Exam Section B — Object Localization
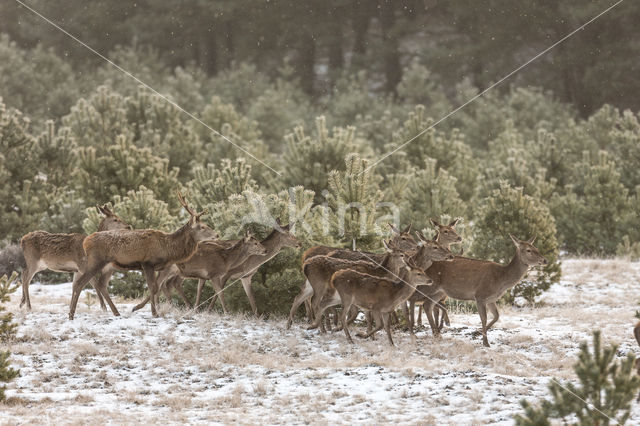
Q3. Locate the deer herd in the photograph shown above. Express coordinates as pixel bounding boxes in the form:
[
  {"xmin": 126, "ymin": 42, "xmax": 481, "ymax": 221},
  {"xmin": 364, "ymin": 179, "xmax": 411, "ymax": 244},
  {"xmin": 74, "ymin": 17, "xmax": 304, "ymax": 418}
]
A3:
[{"xmin": 13, "ymin": 191, "xmax": 561, "ymax": 349}]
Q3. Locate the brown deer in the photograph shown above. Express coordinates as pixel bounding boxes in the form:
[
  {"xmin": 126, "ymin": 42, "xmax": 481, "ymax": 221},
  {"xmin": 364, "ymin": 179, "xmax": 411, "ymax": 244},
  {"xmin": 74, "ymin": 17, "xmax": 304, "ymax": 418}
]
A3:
[
  {"xmin": 330, "ymin": 260, "xmax": 431, "ymax": 346},
  {"xmin": 413, "ymin": 219, "xmax": 462, "ymax": 330},
  {"xmin": 19, "ymin": 205, "xmax": 131, "ymax": 311},
  {"xmin": 130, "ymin": 230, "xmax": 267, "ymax": 312},
  {"xmin": 205, "ymin": 220, "xmax": 300, "ymax": 315},
  {"xmin": 288, "ymin": 223, "xmax": 416, "ymax": 326},
  {"xmin": 287, "ymin": 240, "xmax": 407, "ymax": 331},
  {"xmin": 68, "ymin": 192, "xmax": 218, "ymax": 319},
  {"xmin": 423, "ymin": 234, "xmax": 547, "ymax": 347}
]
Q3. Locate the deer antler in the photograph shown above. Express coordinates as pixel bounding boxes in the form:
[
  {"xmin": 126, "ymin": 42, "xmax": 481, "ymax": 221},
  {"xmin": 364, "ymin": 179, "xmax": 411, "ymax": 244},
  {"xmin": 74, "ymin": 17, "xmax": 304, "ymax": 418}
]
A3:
[{"xmin": 176, "ymin": 191, "xmax": 207, "ymax": 220}]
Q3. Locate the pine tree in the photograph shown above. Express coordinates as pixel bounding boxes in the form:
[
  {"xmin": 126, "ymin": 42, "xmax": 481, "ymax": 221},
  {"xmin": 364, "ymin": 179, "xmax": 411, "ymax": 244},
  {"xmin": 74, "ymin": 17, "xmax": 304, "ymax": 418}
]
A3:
[
  {"xmin": 187, "ymin": 157, "xmax": 259, "ymax": 206},
  {"xmin": 282, "ymin": 116, "xmax": 362, "ymax": 203},
  {"xmin": 325, "ymin": 153, "xmax": 385, "ymax": 251},
  {"xmin": 472, "ymin": 182, "xmax": 560, "ymax": 303},
  {"xmin": 401, "ymin": 158, "xmax": 466, "ymax": 233},
  {"xmin": 391, "ymin": 105, "xmax": 478, "ymax": 200},
  {"xmin": 514, "ymin": 331, "xmax": 640, "ymax": 425},
  {"xmin": 73, "ymin": 134, "xmax": 180, "ymax": 209},
  {"xmin": 0, "ymin": 272, "xmax": 19, "ymax": 402},
  {"xmin": 551, "ymin": 151, "xmax": 631, "ymax": 255}
]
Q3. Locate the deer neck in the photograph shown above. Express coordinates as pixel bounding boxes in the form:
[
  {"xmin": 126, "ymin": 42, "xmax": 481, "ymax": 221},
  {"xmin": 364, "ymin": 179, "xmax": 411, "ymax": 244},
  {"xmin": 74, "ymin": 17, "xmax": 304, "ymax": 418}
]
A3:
[
  {"xmin": 225, "ymin": 240, "xmax": 254, "ymax": 268},
  {"xmin": 167, "ymin": 224, "xmax": 199, "ymax": 264},
  {"xmin": 435, "ymin": 235, "xmax": 451, "ymax": 251},
  {"xmin": 388, "ymin": 272, "xmax": 418, "ymax": 309},
  {"xmin": 498, "ymin": 251, "xmax": 530, "ymax": 293}
]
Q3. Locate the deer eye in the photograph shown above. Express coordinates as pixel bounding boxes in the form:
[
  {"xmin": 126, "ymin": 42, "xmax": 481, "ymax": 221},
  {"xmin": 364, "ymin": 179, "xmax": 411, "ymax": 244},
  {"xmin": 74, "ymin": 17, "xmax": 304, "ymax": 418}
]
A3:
[
  {"xmin": 443, "ymin": 230, "xmax": 448, "ymax": 233},
  {"xmin": 526, "ymin": 249, "xmax": 531, "ymax": 253}
]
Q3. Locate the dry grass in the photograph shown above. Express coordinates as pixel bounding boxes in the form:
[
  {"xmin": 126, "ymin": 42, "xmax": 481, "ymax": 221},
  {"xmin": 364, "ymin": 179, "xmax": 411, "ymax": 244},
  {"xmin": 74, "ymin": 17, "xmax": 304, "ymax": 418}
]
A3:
[{"xmin": 1, "ymin": 259, "xmax": 639, "ymax": 423}]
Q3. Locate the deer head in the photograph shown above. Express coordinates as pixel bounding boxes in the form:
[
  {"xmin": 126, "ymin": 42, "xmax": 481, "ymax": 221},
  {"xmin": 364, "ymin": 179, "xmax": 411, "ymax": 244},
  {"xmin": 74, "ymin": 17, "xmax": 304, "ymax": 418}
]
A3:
[
  {"xmin": 430, "ymin": 218, "xmax": 462, "ymax": 246},
  {"xmin": 243, "ymin": 230, "xmax": 267, "ymax": 256},
  {"xmin": 177, "ymin": 191, "xmax": 219, "ymax": 242},
  {"xmin": 274, "ymin": 218, "xmax": 301, "ymax": 249},
  {"xmin": 402, "ymin": 258, "xmax": 432, "ymax": 287},
  {"xmin": 97, "ymin": 205, "xmax": 132, "ymax": 231},
  {"xmin": 509, "ymin": 234, "xmax": 547, "ymax": 266},
  {"xmin": 388, "ymin": 222, "xmax": 417, "ymax": 251},
  {"xmin": 414, "ymin": 232, "xmax": 454, "ymax": 261}
]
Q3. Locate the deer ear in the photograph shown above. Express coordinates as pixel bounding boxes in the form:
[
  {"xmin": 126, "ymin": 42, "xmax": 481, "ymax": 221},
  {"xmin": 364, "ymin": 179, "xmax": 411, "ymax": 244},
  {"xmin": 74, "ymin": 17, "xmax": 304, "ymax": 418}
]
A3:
[
  {"xmin": 403, "ymin": 223, "xmax": 412, "ymax": 234},
  {"xmin": 449, "ymin": 218, "xmax": 460, "ymax": 227},
  {"xmin": 382, "ymin": 239, "xmax": 391, "ymax": 252},
  {"xmin": 430, "ymin": 218, "xmax": 441, "ymax": 228},
  {"xmin": 528, "ymin": 235, "xmax": 537, "ymax": 244},
  {"xmin": 432, "ymin": 233, "xmax": 438, "ymax": 241},
  {"xmin": 509, "ymin": 234, "xmax": 520, "ymax": 246},
  {"xmin": 388, "ymin": 222, "xmax": 401, "ymax": 234}
]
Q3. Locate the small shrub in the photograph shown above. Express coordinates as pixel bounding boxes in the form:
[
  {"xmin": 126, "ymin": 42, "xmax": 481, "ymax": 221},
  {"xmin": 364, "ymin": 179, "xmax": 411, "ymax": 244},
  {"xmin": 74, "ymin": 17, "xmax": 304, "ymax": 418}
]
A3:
[
  {"xmin": 0, "ymin": 272, "xmax": 20, "ymax": 401},
  {"xmin": 514, "ymin": 331, "xmax": 640, "ymax": 425}
]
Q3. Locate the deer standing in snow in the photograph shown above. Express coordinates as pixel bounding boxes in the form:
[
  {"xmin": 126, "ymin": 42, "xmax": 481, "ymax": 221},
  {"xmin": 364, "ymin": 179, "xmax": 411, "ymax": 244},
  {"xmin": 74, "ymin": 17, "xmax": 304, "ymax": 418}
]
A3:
[
  {"xmin": 20, "ymin": 205, "xmax": 131, "ymax": 312},
  {"xmin": 423, "ymin": 234, "xmax": 547, "ymax": 347},
  {"xmin": 68, "ymin": 192, "xmax": 218, "ymax": 319}
]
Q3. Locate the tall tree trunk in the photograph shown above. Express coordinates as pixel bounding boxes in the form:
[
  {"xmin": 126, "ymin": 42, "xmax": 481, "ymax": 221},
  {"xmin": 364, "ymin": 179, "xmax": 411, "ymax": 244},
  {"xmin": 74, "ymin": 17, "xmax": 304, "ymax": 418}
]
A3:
[
  {"xmin": 379, "ymin": 0, "xmax": 402, "ymax": 93},
  {"xmin": 224, "ymin": 20, "xmax": 235, "ymax": 68},
  {"xmin": 328, "ymin": 15, "xmax": 344, "ymax": 89},
  {"xmin": 351, "ymin": 0, "xmax": 373, "ymax": 68},
  {"xmin": 298, "ymin": 32, "xmax": 316, "ymax": 96},
  {"xmin": 198, "ymin": 29, "xmax": 217, "ymax": 75}
]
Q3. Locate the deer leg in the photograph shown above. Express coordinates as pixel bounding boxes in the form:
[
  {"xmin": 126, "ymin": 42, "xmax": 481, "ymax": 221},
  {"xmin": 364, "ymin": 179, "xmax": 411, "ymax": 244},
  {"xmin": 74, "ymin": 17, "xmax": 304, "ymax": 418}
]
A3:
[
  {"xmin": 486, "ymin": 302, "xmax": 500, "ymax": 331},
  {"xmin": 69, "ymin": 264, "xmax": 103, "ymax": 320},
  {"xmin": 209, "ymin": 278, "xmax": 228, "ymax": 314},
  {"xmin": 417, "ymin": 305, "xmax": 423, "ymax": 326},
  {"xmin": 86, "ymin": 275, "xmax": 107, "ymax": 311},
  {"xmin": 287, "ymin": 279, "xmax": 314, "ymax": 329},
  {"xmin": 408, "ymin": 301, "xmax": 417, "ymax": 337},
  {"xmin": 334, "ymin": 305, "xmax": 359, "ymax": 332},
  {"xmin": 356, "ymin": 310, "xmax": 384, "ymax": 340},
  {"xmin": 20, "ymin": 266, "xmax": 39, "ymax": 310},
  {"xmin": 171, "ymin": 277, "xmax": 191, "ymax": 308},
  {"xmin": 142, "ymin": 265, "xmax": 159, "ymax": 317},
  {"xmin": 402, "ymin": 302, "xmax": 410, "ymax": 333},
  {"xmin": 195, "ymin": 278, "xmax": 207, "ymax": 308},
  {"xmin": 423, "ymin": 298, "xmax": 441, "ymax": 339},
  {"xmin": 340, "ymin": 301, "xmax": 354, "ymax": 344},
  {"xmin": 241, "ymin": 276, "xmax": 258, "ymax": 316},
  {"xmin": 382, "ymin": 312, "xmax": 395, "ymax": 346},
  {"xmin": 476, "ymin": 299, "xmax": 490, "ymax": 347},
  {"xmin": 304, "ymin": 299, "xmax": 314, "ymax": 323},
  {"xmin": 365, "ymin": 311, "xmax": 373, "ymax": 337},
  {"xmin": 307, "ymin": 291, "xmax": 340, "ymax": 331}
]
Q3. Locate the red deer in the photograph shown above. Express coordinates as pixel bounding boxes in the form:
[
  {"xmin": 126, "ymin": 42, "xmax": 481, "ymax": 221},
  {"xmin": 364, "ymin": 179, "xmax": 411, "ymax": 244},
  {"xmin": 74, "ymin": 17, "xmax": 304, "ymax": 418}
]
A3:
[
  {"xmin": 287, "ymin": 240, "xmax": 407, "ymax": 331},
  {"xmin": 68, "ymin": 192, "xmax": 218, "ymax": 319},
  {"xmin": 205, "ymin": 220, "xmax": 300, "ymax": 315},
  {"xmin": 19, "ymin": 205, "xmax": 131, "ymax": 311},
  {"xmin": 423, "ymin": 235, "xmax": 547, "ymax": 347},
  {"xmin": 131, "ymin": 230, "xmax": 267, "ymax": 312},
  {"xmin": 330, "ymin": 260, "xmax": 431, "ymax": 346}
]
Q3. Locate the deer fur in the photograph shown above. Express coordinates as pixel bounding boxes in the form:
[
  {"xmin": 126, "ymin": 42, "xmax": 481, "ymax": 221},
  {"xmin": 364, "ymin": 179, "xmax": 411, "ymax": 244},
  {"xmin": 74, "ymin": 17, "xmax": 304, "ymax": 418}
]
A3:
[
  {"xmin": 288, "ymin": 223, "xmax": 416, "ymax": 326},
  {"xmin": 68, "ymin": 192, "xmax": 218, "ymax": 319},
  {"xmin": 634, "ymin": 322, "xmax": 640, "ymax": 375},
  {"xmin": 412, "ymin": 218, "xmax": 462, "ymax": 330},
  {"xmin": 287, "ymin": 240, "xmax": 407, "ymax": 331},
  {"xmin": 331, "ymin": 261, "xmax": 431, "ymax": 346},
  {"xmin": 423, "ymin": 234, "xmax": 547, "ymax": 347},
  {"xmin": 205, "ymin": 221, "xmax": 300, "ymax": 315},
  {"xmin": 19, "ymin": 205, "xmax": 131, "ymax": 311},
  {"xmin": 131, "ymin": 231, "xmax": 266, "ymax": 312}
]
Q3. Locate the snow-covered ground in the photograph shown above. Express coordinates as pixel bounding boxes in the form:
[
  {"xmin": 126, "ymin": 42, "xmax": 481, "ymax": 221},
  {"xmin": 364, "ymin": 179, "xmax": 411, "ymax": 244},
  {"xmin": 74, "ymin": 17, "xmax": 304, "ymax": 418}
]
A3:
[{"xmin": 1, "ymin": 258, "xmax": 640, "ymax": 424}]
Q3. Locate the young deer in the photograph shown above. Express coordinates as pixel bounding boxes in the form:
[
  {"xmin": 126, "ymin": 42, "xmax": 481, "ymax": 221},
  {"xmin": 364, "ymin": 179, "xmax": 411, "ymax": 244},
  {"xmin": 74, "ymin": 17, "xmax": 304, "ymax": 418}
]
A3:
[
  {"xmin": 205, "ymin": 221, "xmax": 300, "ymax": 315},
  {"xmin": 130, "ymin": 230, "xmax": 267, "ymax": 312},
  {"xmin": 68, "ymin": 192, "xmax": 218, "ymax": 319},
  {"xmin": 289, "ymin": 223, "xmax": 416, "ymax": 325},
  {"xmin": 414, "ymin": 218, "xmax": 462, "ymax": 329},
  {"xmin": 331, "ymin": 260, "xmax": 431, "ymax": 346},
  {"xmin": 287, "ymin": 240, "xmax": 407, "ymax": 331},
  {"xmin": 423, "ymin": 234, "xmax": 547, "ymax": 347},
  {"xmin": 20, "ymin": 205, "xmax": 131, "ymax": 311}
]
